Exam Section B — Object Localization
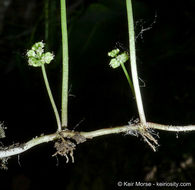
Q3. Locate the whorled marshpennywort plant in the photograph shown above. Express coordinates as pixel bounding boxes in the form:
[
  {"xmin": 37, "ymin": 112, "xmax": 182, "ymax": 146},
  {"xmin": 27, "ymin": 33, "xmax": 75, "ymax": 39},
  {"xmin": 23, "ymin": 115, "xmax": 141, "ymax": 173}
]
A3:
[
  {"xmin": 108, "ymin": 48, "xmax": 159, "ymax": 151},
  {"xmin": 26, "ymin": 41, "xmax": 61, "ymax": 132},
  {"xmin": 0, "ymin": 0, "xmax": 195, "ymax": 169}
]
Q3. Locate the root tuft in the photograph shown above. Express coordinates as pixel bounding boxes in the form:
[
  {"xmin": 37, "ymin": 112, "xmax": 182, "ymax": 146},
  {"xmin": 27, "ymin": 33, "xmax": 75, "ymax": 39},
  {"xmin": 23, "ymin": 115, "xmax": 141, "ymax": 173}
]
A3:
[{"xmin": 53, "ymin": 137, "xmax": 76, "ymax": 163}]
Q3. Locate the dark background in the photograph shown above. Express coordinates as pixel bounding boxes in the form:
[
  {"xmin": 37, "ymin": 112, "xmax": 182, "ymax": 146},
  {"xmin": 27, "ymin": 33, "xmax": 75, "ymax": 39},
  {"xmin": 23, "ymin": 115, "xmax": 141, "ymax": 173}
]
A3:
[{"xmin": 0, "ymin": 0, "xmax": 195, "ymax": 189}]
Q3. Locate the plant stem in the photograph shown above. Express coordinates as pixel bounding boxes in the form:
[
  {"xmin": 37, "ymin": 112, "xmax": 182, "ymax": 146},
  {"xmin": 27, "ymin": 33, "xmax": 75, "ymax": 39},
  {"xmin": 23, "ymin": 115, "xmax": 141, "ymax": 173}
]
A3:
[
  {"xmin": 126, "ymin": 0, "xmax": 147, "ymax": 125},
  {"xmin": 43, "ymin": 0, "xmax": 61, "ymax": 131},
  {"xmin": 60, "ymin": 0, "xmax": 69, "ymax": 128},
  {"xmin": 120, "ymin": 63, "xmax": 134, "ymax": 95},
  {"xmin": 41, "ymin": 65, "xmax": 61, "ymax": 131},
  {"xmin": 1, "ymin": 122, "xmax": 195, "ymax": 158},
  {"xmin": 45, "ymin": 0, "xmax": 49, "ymax": 46}
]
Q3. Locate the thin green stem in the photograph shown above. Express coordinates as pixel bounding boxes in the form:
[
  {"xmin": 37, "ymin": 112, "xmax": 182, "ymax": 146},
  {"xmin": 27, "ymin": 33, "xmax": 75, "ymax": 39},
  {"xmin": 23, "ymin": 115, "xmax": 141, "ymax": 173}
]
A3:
[
  {"xmin": 43, "ymin": 0, "xmax": 61, "ymax": 131},
  {"xmin": 45, "ymin": 0, "xmax": 49, "ymax": 45},
  {"xmin": 41, "ymin": 65, "xmax": 61, "ymax": 131},
  {"xmin": 60, "ymin": 0, "xmax": 69, "ymax": 128},
  {"xmin": 120, "ymin": 63, "xmax": 134, "ymax": 95},
  {"xmin": 126, "ymin": 0, "xmax": 147, "ymax": 125}
]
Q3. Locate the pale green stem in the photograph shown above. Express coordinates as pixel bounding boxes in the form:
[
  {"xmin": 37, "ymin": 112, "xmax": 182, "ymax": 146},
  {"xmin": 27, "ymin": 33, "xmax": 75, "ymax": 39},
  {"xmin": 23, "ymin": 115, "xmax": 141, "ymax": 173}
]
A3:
[
  {"xmin": 43, "ymin": 0, "xmax": 61, "ymax": 131},
  {"xmin": 60, "ymin": 0, "xmax": 69, "ymax": 128},
  {"xmin": 2, "ymin": 122, "xmax": 195, "ymax": 158},
  {"xmin": 126, "ymin": 0, "xmax": 146, "ymax": 125},
  {"xmin": 45, "ymin": 0, "xmax": 49, "ymax": 45},
  {"xmin": 41, "ymin": 65, "xmax": 61, "ymax": 131},
  {"xmin": 120, "ymin": 63, "xmax": 134, "ymax": 95}
]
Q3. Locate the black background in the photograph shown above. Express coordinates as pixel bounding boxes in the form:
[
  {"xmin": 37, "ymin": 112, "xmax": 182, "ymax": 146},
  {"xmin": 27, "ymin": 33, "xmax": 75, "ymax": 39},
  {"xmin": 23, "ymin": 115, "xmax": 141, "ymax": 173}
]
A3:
[{"xmin": 0, "ymin": 0, "xmax": 195, "ymax": 189}]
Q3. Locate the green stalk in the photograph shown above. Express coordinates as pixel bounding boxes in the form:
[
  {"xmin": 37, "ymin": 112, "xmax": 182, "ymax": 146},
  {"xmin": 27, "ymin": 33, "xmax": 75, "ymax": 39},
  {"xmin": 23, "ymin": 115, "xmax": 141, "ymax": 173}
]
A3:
[
  {"xmin": 45, "ymin": 0, "xmax": 49, "ymax": 48},
  {"xmin": 43, "ymin": 0, "xmax": 61, "ymax": 131},
  {"xmin": 126, "ymin": 0, "xmax": 146, "ymax": 125},
  {"xmin": 120, "ymin": 63, "xmax": 134, "ymax": 95},
  {"xmin": 60, "ymin": 0, "xmax": 69, "ymax": 128},
  {"xmin": 41, "ymin": 65, "xmax": 61, "ymax": 131}
]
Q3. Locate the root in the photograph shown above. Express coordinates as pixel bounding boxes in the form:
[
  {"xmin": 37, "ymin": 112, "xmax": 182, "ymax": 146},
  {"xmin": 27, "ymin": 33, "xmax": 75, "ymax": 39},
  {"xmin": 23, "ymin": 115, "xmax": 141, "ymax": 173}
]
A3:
[
  {"xmin": 126, "ymin": 122, "xmax": 159, "ymax": 151},
  {"xmin": 52, "ymin": 132, "xmax": 86, "ymax": 163},
  {"xmin": 0, "ymin": 157, "xmax": 9, "ymax": 170},
  {"xmin": 53, "ymin": 137, "xmax": 76, "ymax": 163}
]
